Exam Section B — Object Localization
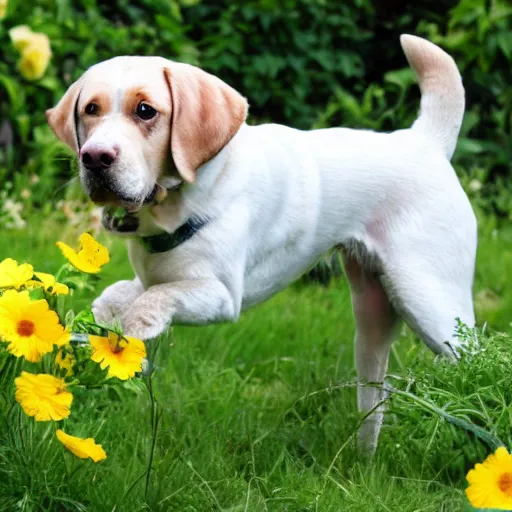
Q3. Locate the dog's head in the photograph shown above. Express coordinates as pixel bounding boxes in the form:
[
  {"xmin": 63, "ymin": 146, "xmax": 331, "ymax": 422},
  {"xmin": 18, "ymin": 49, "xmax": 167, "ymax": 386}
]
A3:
[{"xmin": 47, "ymin": 57, "xmax": 248, "ymax": 208}]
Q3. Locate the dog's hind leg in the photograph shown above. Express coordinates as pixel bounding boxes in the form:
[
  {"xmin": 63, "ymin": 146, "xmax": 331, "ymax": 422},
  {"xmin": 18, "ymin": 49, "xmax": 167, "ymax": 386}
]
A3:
[
  {"xmin": 343, "ymin": 254, "xmax": 401, "ymax": 455},
  {"xmin": 378, "ymin": 213, "xmax": 476, "ymax": 358},
  {"xmin": 379, "ymin": 261, "xmax": 475, "ymax": 359}
]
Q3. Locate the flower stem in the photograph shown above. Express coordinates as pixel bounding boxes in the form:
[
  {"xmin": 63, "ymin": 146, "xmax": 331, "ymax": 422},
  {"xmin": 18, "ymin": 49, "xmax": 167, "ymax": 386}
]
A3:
[{"xmin": 143, "ymin": 336, "xmax": 162, "ymax": 503}]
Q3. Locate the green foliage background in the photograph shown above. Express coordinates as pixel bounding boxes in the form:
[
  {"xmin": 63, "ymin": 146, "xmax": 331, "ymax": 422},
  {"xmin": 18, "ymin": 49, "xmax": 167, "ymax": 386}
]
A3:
[{"xmin": 0, "ymin": 0, "xmax": 511, "ymax": 218}]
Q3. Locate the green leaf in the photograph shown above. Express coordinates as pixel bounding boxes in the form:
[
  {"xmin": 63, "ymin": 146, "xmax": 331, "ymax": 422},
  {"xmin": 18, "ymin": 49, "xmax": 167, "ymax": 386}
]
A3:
[
  {"xmin": 384, "ymin": 68, "xmax": 416, "ymax": 90},
  {"xmin": 0, "ymin": 73, "xmax": 24, "ymax": 112},
  {"xmin": 496, "ymin": 30, "xmax": 512, "ymax": 59},
  {"xmin": 456, "ymin": 138, "xmax": 487, "ymax": 155},
  {"xmin": 388, "ymin": 386, "xmax": 505, "ymax": 451}
]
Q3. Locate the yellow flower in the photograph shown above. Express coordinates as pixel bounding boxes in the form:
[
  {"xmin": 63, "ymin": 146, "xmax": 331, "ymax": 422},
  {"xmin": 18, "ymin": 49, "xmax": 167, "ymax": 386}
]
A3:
[
  {"xmin": 0, "ymin": 290, "xmax": 69, "ymax": 362},
  {"xmin": 0, "ymin": 0, "xmax": 7, "ymax": 19},
  {"xmin": 90, "ymin": 332, "xmax": 146, "ymax": 380},
  {"xmin": 56, "ymin": 430, "xmax": 107, "ymax": 462},
  {"xmin": 0, "ymin": 258, "xmax": 34, "ymax": 289},
  {"xmin": 466, "ymin": 446, "xmax": 512, "ymax": 509},
  {"xmin": 9, "ymin": 26, "xmax": 51, "ymax": 81},
  {"xmin": 55, "ymin": 348, "xmax": 75, "ymax": 377},
  {"xmin": 56, "ymin": 233, "xmax": 109, "ymax": 274},
  {"xmin": 29, "ymin": 272, "xmax": 69, "ymax": 295},
  {"xmin": 19, "ymin": 35, "xmax": 52, "ymax": 81},
  {"xmin": 15, "ymin": 372, "xmax": 72, "ymax": 421},
  {"xmin": 9, "ymin": 25, "xmax": 33, "ymax": 52}
]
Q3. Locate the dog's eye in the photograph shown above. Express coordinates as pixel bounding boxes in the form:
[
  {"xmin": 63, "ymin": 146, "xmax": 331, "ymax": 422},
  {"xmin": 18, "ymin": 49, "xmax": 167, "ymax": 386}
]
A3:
[
  {"xmin": 136, "ymin": 102, "xmax": 157, "ymax": 120},
  {"xmin": 85, "ymin": 103, "xmax": 99, "ymax": 116}
]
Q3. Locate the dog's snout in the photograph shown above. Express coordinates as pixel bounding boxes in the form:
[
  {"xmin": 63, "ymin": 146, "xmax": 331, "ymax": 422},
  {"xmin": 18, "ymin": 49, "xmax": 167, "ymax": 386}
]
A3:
[{"xmin": 80, "ymin": 144, "xmax": 119, "ymax": 171}]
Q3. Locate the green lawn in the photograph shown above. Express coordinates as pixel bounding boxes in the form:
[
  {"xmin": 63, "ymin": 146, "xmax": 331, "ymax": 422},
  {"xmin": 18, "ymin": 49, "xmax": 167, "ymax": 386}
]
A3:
[{"xmin": 0, "ymin": 212, "xmax": 511, "ymax": 511}]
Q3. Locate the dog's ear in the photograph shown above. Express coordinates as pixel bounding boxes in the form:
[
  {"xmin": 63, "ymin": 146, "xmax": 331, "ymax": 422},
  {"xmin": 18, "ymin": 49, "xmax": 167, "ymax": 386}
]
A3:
[
  {"xmin": 46, "ymin": 79, "xmax": 83, "ymax": 152},
  {"xmin": 163, "ymin": 62, "xmax": 248, "ymax": 183}
]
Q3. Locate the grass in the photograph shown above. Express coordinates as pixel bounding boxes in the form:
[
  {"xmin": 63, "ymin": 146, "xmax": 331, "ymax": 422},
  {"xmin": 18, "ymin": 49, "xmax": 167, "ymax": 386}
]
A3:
[{"xmin": 0, "ymin": 211, "xmax": 511, "ymax": 511}]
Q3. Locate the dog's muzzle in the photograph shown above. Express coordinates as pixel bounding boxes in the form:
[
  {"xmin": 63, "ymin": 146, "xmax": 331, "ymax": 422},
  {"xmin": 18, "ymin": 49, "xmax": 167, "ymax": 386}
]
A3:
[{"xmin": 82, "ymin": 169, "xmax": 157, "ymax": 209}]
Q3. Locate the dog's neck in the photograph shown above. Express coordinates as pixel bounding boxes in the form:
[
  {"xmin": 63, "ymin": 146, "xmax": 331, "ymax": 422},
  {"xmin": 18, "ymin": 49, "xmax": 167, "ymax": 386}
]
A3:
[{"xmin": 135, "ymin": 128, "xmax": 239, "ymax": 237}]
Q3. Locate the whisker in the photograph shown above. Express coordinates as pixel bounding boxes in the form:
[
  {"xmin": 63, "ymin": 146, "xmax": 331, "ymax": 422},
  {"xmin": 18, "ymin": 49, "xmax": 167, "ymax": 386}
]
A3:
[{"xmin": 50, "ymin": 176, "xmax": 80, "ymax": 200}]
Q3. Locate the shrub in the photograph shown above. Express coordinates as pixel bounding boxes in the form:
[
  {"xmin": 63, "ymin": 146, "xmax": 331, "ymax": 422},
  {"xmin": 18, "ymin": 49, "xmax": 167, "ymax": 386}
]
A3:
[{"xmin": 0, "ymin": 0, "xmax": 510, "ymax": 218}]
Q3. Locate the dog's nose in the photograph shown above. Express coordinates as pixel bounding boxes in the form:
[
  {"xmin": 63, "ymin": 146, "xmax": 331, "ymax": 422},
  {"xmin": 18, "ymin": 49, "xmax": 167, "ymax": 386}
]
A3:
[{"xmin": 80, "ymin": 145, "xmax": 119, "ymax": 171}]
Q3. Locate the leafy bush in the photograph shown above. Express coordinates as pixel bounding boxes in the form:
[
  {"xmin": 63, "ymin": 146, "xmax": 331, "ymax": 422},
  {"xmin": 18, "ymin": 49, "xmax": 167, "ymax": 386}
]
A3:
[
  {"xmin": 0, "ymin": 0, "xmax": 511, "ymax": 220},
  {"xmin": 381, "ymin": 323, "xmax": 512, "ymax": 486}
]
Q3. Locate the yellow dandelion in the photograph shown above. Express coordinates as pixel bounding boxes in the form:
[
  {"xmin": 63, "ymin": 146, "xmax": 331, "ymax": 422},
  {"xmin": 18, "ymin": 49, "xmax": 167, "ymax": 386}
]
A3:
[
  {"xmin": 56, "ymin": 233, "xmax": 109, "ymax": 274},
  {"xmin": 0, "ymin": 258, "xmax": 34, "ymax": 289},
  {"xmin": 0, "ymin": 290, "xmax": 69, "ymax": 362},
  {"xmin": 55, "ymin": 348, "xmax": 75, "ymax": 377},
  {"xmin": 466, "ymin": 446, "xmax": 512, "ymax": 510},
  {"xmin": 29, "ymin": 271, "xmax": 69, "ymax": 295},
  {"xmin": 90, "ymin": 332, "xmax": 146, "ymax": 380},
  {"xmin": 56, "ymin": 430, "xmax": 107, "ymax": 462},
  {"xmin": 15, "ymin": 372, "xmax": 72, "ymax": 421}
]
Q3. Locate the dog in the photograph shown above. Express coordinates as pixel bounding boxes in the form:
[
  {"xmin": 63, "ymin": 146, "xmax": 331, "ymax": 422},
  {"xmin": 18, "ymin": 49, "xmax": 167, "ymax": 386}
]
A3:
[{"xmin": 46, "ymin": 35, "xmax": 477, "ymax": 453}]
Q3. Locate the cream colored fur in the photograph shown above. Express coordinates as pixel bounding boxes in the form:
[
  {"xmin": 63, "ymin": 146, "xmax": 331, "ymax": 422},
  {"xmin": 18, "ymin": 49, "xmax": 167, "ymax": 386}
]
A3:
[{"xmin": 47, "ymin": 35, "xmax": 476, "ymax": 453}]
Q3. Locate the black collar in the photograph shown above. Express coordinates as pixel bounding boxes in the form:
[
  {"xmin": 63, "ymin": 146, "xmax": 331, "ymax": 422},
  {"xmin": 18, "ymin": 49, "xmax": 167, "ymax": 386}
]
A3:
[{"xmin": 139, "ymin": 217, "xmax": 209, "ymax": 254}]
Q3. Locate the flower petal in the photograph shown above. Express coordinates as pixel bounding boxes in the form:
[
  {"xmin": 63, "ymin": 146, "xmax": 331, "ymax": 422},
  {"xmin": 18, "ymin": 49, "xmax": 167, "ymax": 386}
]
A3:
[
  {"xmin": 0, "ymin": 258, "xmax": 34, "ymax": 289},
  {"xmin": 0, "ymin": 290, "xmax": 68, "ymax": 361},
  {"xmin": 9, "ymin": 25, "xmax": 33, "ymax": 52},
  {"xmin": 466, "ymin": 447, "xmax": 512, "ymax": 509},
  {"xmin": 56, "ymin": 430, "xmax": 107, "ymax": 462},
  {"xmin": 56, "ymin": 234, "xmax": 109, "ymax": 274},
  {"xmin": 15, "ymin": 372, "xmax": 72, "ymax": 421},
  {"xmin": 90, "ymin": 333, "xmax": 146, "ymax": 380}
]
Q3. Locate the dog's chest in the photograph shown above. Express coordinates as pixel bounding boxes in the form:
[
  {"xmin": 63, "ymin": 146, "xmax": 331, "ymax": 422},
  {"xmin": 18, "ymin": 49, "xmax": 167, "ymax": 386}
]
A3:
[{"xmin": 241, "ymin": 235, "xmax": 328, "ymax": 310}]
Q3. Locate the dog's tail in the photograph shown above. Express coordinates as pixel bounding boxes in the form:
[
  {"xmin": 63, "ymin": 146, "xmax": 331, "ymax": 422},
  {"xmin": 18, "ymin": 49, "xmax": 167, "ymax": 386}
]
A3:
[{"xmin": 400, "ymin": 34, "xmax": 464, "ymax": 160}]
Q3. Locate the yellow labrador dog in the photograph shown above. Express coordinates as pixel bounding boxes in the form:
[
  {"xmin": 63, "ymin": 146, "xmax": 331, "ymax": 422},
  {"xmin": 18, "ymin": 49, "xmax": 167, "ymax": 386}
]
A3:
[{"xmin": 47, "ymin": 35, "xmax": 476, "ymax": 453}]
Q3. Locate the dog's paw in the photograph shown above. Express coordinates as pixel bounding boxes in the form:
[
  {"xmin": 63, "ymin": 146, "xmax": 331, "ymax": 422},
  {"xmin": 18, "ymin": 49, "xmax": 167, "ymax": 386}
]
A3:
[
  {"xmin": 92, "ymin": 279, "xmax": 145, "ymax": 326},
  {"xmin": 121, "ymin": 311, "xmax": 170, "ymax": 341},
  {"xmin": 91, "ymin": 298, "xmax": 119, "ymax": 326}
]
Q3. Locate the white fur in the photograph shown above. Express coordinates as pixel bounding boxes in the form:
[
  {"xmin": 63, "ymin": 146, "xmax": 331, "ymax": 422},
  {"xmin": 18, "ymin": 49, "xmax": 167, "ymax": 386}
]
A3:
[{"xmin": 90, "ymin": 35, "xmax": 477, "ymax": 453}]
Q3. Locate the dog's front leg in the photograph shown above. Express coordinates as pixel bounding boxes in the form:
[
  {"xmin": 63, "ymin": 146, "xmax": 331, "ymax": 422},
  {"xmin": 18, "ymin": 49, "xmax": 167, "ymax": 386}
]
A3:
[{"xmin": 120, "ymin": 279, "xmax": 238, "ymax": 340}]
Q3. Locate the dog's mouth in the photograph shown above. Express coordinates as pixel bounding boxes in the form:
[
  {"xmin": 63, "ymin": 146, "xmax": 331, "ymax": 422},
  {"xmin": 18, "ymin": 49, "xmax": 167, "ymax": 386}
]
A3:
[
  {"xmin": 102, "ymin": 207, "xmax": 140, "ymax": 234},
  {"xmin": 85, "ymin": 175, "xmax": 157, "ymax": 211}
]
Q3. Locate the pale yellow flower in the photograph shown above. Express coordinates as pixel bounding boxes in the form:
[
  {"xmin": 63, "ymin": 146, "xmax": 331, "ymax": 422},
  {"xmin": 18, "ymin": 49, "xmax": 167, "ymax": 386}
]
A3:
[
  {"xmin": 90, "ymin": 332, "xmax": 146, "ymax": 380},
  {"xmin": 19, "ymin": 35, "xmax": 51, "ymax": 81},
  {"xmin": 9, "ymin": 25, "xmax": 33, "ymax": 52},
  {"xmin": 0, "ymin": 258, "xmax": 33, "ymax": 289},
  {"xmin": 56, "ymin": 233, "xmax": 109, "ymax": 274},
  {"xmin": 9, "ymin": 26, "xmax": 52, "ymax": 81},
  {"xmin": 56, "ymin": 430, "xmax": 107, "ymax": 462},
  {"xmin": 0, "ymin": 290, "xmax": 69, "ymax": 362},
  {"xmin": 466, "ymin": 446, "xmax": 512, "ymax": 509},
  {"xmin": 0, "ymin": 0, "xmax": 7, "ymax": 20},
  {"xmin": 15, "ymin": 372, "xmax": 72, "ymax": 421},
  {"xmin": 29, "ymin": 272, "xmax": 69, "ymax": 295}
]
